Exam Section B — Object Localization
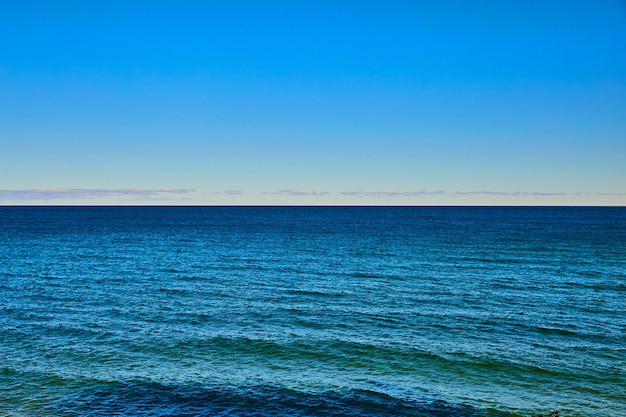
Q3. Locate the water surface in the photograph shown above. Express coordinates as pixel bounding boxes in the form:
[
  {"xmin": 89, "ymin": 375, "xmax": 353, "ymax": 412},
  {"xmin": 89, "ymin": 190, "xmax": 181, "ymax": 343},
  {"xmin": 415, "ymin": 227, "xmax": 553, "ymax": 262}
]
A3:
[{"xmin": 1, "ymin": 207, "xmax": 624, "ymax": 416}]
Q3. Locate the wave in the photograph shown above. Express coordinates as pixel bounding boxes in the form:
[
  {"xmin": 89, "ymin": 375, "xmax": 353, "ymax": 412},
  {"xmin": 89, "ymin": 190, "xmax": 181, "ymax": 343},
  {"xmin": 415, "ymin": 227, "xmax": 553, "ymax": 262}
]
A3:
[
  {"xmin": 284, "ymin": 289, "xmax": 347, "ymax": 298},
  {"xmin": 38, "ymin": 379, "xmax": 516, "ymax": 417}
]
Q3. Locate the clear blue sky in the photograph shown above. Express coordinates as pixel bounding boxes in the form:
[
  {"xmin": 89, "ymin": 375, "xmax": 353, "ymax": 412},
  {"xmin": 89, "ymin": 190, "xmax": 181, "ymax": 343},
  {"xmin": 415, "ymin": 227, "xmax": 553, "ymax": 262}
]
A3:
[{"xmin": 1, "ymin": 1, "xmax": 625, "ymax": 205}]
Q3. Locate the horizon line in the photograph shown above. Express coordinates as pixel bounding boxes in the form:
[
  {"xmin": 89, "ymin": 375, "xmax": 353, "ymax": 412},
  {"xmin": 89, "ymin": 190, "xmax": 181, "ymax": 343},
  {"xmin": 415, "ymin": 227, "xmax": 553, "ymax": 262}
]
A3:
[{"xmin": 0, "ymin": 205, "xmax": 623, "ymax": 208}]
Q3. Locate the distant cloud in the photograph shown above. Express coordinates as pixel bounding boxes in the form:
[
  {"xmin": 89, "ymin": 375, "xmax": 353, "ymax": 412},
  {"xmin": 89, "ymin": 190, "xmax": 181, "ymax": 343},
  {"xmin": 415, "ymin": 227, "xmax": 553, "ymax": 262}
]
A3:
[
  {"xmin": 270, "ymin": 189, "xmax": 330, "ymax": 196},
  {"xmin": 224, "ymin": 190, "xmax": 243, "ymax": 195},
  {"xmin": 0, "ymin": 188, "xmax": 194, "ymax": 200},
  {"xmin": 340, "ymin": 190, "xmax": 447, "ymax": 197},
  {"xmin": 529, "ymin": 192, "xmax": 567, "ymax": 196},
  {"xmin": 264, "ymin": 189, "xmax": 596, "ymax": 198},
  {"xmin": 455, "ymin": 191, "xmax": 510, "ymax": 196},
  {"xmin": 264, "ymin": 189, "xmax": 607, "ymax": 199},
  {"xmin": 455, "ymin": 191, "xmax": 567, "ymax": 197}
]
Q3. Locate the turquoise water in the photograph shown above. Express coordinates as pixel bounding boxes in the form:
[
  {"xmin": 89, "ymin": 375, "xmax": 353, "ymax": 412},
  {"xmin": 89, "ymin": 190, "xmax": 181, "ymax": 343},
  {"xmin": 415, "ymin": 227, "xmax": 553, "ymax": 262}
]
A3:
[{"xmin": 0, "ymin": 207, "xmax": 624, "ymax": 416}]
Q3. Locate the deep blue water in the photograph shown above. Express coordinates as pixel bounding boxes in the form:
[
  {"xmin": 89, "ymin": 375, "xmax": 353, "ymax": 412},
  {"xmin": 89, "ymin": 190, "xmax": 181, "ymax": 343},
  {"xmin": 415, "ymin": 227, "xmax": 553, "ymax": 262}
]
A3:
[{"xmin": 0, "ymin": 206, "xmax": 624, "ymax": 417}]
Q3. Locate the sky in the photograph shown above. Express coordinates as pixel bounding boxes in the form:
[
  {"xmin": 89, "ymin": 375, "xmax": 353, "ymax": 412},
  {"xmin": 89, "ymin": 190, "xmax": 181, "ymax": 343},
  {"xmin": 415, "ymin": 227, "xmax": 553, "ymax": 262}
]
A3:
[{"xmin": 1, "ymin": 1, "xmax": 625, "ymax": 205}]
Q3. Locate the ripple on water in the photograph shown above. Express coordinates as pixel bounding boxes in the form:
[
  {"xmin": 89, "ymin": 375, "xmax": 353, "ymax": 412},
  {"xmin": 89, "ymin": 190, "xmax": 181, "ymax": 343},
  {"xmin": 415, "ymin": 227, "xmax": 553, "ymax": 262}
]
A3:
[{"xmin": 1, "ymin": 206, "xmax": 625, "ymax": 417}]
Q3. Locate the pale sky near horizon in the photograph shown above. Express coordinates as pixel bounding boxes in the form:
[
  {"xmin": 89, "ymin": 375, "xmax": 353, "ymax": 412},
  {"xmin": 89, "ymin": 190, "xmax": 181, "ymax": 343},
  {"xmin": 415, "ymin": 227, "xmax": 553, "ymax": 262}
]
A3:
[{"xmin": 1, "ymin": 1, "xmax": 625, "ymax": 205}]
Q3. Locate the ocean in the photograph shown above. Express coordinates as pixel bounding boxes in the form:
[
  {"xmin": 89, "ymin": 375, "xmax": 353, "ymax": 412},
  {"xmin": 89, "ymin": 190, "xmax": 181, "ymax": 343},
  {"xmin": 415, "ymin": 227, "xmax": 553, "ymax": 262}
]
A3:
[{"xmin": 0, "ymin": 206, "xmax": 624, "ymax": 417}]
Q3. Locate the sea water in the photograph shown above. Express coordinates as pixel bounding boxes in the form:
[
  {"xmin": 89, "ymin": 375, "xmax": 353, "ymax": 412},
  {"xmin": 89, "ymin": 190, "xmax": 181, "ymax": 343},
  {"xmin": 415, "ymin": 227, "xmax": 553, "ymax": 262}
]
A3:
[{"xmin": 0, "ymin": 206, "xmax": 624, "ymax": 417}]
